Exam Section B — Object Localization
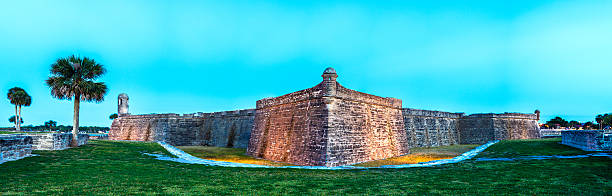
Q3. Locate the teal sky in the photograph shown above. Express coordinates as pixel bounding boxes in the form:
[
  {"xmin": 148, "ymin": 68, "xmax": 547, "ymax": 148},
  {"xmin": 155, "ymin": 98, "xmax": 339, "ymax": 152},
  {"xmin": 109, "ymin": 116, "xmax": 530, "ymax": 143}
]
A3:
[{"xmin": 1, "ymin": 0, "xmax": 611, "ymax": 126}]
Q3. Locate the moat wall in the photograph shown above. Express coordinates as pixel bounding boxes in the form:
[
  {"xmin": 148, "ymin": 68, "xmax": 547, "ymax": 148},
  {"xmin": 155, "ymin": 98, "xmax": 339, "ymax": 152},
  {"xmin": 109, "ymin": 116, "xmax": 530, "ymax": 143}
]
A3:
[
  {"xmin": 402, "ymin": 109, "xmax": 463, "ymax": 148},
  {"xmin": 0, "ymin": 135, "xmax": 32, "ymax": 163},
  {"xmin": 458, "ymin": 113, "xmax": 540, "ymax": 144},
  {"xmin": 561, "ymin": 130, "xmax": 610, "ymax": 151},
  {"xmin": 29, "ymin": 133, "xmax": 89, "ymax": 150},
  {"xmin": 109, "ymin": 109, "xmax": 255, "ymax": 148}
]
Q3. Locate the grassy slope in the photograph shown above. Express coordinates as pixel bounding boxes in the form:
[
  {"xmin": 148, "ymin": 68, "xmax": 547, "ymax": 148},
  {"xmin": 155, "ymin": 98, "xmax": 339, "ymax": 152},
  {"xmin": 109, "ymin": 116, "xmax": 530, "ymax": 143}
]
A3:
[
  {"xmin": 477, "ymin": 138, "xmax": 587, "ymax": 157},
  {"xmin": 0, "ymin": 139, "xmax": 610, "ymax": 195},
  {"xmin": 178, "ymin": 146, "xmax": 295, "ymax": 166},
  {"xmin": 179, "ymin": 144, "xmax": 479, "ymax": 167},
  {"xmin": 354, "ymin": 144, "xmax": 479, "ymax": 167}
]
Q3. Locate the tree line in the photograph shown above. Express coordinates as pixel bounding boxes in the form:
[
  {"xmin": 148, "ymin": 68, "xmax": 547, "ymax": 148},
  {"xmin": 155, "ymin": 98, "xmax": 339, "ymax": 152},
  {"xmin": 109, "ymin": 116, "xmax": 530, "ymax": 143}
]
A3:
[{"xmin": 543, "ymin": 114, "xmax": 612, "ymax": 130}]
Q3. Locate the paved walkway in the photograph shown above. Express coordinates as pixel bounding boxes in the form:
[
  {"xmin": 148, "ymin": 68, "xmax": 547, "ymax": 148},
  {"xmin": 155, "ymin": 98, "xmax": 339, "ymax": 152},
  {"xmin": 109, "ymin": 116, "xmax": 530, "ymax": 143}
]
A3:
[{"xmin": 146, "ymin": 140, "xmax": 500, "ymax": 170}]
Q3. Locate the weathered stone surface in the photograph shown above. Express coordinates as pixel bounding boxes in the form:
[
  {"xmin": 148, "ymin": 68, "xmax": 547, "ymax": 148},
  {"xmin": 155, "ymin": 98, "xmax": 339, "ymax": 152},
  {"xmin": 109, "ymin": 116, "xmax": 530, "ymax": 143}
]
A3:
[
  {"xmin": 118, "ymin": 93, "xmax": 130, "ymax": 117},
  {"xmin": 458, "ymin": 113, "xmax": 540, "ymax": 144},
  {"xmin": 0, "ymin": 135, "xmax": 32, "ymax": 162},
  {"xmin": 88, "ymin": 134, "xmax": 109, "ymax": 140},
  {"xmin": 247, "ymin": 68, "xmax": 409, "ymax": 167},
  {"xmin": 29, "ymin": 133, "xmax": 89, "ymax": 150},
  {"xmin": 562, "ymin": 130, "xmax": 611, "ymax": 151},
  {"xmin": 402, "ymin": 109, "xmax": 463, "ymax": 148},
  {"xmin": 109, "ymin": 109, "xmax": 255, "ymax": 148}
]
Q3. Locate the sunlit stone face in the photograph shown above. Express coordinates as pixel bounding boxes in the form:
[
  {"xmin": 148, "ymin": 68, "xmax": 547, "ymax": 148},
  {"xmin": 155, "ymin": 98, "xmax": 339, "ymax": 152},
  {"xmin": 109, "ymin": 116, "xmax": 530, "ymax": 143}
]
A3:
[{"xmin": 247, "ymin": 68, "xmax": 410, "ymax": 167}]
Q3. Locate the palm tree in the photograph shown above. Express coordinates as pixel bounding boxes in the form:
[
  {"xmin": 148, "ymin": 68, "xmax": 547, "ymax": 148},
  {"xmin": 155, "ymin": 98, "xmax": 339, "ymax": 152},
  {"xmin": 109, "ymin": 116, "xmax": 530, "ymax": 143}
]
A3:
[
  {"xmin": 7, "ymin": 87, "xmax": 31, "ymax": 131},
  {"xmin": 46, "ymin": 55, "xmax": 107, "ymax": 146}
]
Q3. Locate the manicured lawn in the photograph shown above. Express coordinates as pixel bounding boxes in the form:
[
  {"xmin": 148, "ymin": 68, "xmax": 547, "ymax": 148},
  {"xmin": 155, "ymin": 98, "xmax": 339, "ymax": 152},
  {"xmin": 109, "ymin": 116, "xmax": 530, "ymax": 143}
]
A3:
[
  {"xmin": 0, "ymin": 139, "xmax": 610, "ymax": 195},
  {"xmin": 178, "ymin": 146, "xmax": 295, "ymax": 166}
]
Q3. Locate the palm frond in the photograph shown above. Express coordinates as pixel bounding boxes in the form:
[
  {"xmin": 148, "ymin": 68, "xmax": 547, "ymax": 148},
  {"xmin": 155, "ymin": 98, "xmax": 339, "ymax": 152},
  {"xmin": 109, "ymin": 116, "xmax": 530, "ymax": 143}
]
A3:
[
  {"xmin": 46, "ymin": 76, "xmax": 74, "ymax": 100},
  {"xmin": 46, "ymin": 55, "xmax": 108, "ymax": 103},
  {"xmin": 7, "ymin": 87, "xmax": 25, "ymax": 100},
  {"xmin": 79, "ymin": 81, "xmax": 107, "ymax": 102},
  {"xmin": 10, "ymin": 91, "xmax": 29, "ymax": 106},
  {"xmin": 81, "ymin": 57, "xmax": 106, "ymax": 80},
  {"xmin": 50, "ymin": 58, "xmax": 75, "ymax": 78}
]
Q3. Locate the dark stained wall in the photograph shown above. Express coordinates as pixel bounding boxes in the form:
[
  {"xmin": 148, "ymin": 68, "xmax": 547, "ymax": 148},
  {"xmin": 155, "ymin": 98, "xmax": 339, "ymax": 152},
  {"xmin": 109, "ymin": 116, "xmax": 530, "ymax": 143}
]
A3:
[
  {"xmin": 458, "ymin": 113, "xmax": 540, "ymax": 144},
  {"xmin": 109, "ymin": 109, "xmax": 255, "ymax": 148}
]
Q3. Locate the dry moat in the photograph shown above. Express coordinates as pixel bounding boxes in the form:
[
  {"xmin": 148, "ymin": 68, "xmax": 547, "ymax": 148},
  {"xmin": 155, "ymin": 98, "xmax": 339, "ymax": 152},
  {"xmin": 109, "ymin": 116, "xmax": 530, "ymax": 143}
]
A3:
[{"xmin": 176, "ymin": 144, "xmax": 480, "ymax": 167}]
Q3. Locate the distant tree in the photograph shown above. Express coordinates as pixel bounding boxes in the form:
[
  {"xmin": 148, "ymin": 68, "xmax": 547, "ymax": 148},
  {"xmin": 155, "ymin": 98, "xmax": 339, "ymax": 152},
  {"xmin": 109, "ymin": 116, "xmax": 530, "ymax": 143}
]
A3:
[
  {"xmin": 7, "ymin": 87, "xmax": 31, "ymax": 131},
  {"xmin": 109, "ymin": 113, "xmax": 118, "ymax": 120},
  {"xmin": 595, "ymin": 114, "xmax": 611, "ymax": 129},
  {"xmin": 46, "ymin": 55, "xmax": 108, "ymax": 146},
  {"xmin": 546, "ymin": 117, "xmax": 569, "ymax": 128},
  {"xmin": 568, "ymin": 121, "xmax": 581, "ymax": 129},
  {"xmin": 596, "ymin": 114, "xmax": 604, "ymax": 129},
  {"xmin": 8, "ymin": 115, "xmax": 23, "ymax": 124},
  {"xmin": 602, "ymin": 114, "xmax": 612, "ymax": 128},
  {"xmin": 44, "ymin": 120, "xmax": 57, "ymax": 130},
  {"xmin": 583, "ymin": 121, "xmax": 596, "ymax": 130}
]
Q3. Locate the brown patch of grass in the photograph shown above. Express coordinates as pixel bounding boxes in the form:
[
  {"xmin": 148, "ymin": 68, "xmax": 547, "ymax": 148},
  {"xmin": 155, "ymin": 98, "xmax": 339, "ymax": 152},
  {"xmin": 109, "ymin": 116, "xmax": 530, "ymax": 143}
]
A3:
[
  {"xmin": 354, "ymin": 144, "xmax": 479, "ymax": 167},
  {"xmin": 177, "ymin": 146, "xmax": 295, "ymax": 166}
]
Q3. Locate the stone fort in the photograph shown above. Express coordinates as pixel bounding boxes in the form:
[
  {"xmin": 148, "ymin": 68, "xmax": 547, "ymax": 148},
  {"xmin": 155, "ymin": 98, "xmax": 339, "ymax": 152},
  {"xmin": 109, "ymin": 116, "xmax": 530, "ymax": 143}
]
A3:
[{"xmin": 109, "ymin": 67, "xmax": 540, "ymax": 167}]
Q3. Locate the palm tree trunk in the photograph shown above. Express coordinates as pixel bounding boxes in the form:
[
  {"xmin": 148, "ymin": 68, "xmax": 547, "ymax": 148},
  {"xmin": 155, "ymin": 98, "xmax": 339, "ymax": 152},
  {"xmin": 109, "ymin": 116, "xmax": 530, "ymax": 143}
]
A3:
[
  {"xmin": 17, "ymin": 105, "xmax": 22, "ymax": 131},
  {"xmin": 14, "ymin": 105, "xmax": 19, "ymax": 131},
  {"xmin": 72, "ymin": 94, "xmax": 81, "ymax": 147}
]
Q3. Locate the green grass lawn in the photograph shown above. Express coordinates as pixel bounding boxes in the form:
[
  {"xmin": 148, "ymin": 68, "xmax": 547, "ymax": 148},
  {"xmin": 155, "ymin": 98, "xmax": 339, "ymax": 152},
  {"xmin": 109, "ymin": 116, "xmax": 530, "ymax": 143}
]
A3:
[{"xmin": 0, "ymin": 138, "xmax": 610, "ymax": 195}]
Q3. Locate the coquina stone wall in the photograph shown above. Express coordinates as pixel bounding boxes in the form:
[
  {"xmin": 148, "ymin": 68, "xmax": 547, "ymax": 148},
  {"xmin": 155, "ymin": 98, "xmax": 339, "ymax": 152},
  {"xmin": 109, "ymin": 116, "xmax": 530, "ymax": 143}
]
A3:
[
  {"xmin": 0, "ymin": 135, "xmax": 32, "ymax": 163},
  {"xmin": 402, "ymin": 109, "xmax": 463, "ymax": 148},
  {"xmin": 458, "ymin": 113, "xmax": 540, "ymax": 144},
  {"xmin": 247, "ymin": 68, "xmax": 410, "ymax": 167},
  {"xmin": 29, "ymin": 133, "xmax": 89, "ymax": 150},
  {"xmin": 109, "ymin": 109, "xmax": 255, "ymax": 148},
  {"xmin": 562, "ymin": 130, "xmax": 611, "ymax": 151}
]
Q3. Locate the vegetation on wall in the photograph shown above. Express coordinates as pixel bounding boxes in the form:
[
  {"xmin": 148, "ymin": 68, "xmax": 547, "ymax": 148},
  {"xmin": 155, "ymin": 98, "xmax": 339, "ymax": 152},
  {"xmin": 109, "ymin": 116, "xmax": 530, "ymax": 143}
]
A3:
[{"xmin": 109, "ymin": 113, "xmax": 118, "ymax": 120}]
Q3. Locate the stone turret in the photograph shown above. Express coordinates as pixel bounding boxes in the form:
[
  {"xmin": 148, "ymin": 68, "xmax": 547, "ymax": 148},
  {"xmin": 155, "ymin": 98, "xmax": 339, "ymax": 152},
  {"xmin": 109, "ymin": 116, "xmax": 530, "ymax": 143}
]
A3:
[
  {"xmin": 321, "ymin": 67, "xmax": 338, "ymax": 97},
  {"xmin": 118, "ymin": 93, "xmax": 129, "ymax": 117}
]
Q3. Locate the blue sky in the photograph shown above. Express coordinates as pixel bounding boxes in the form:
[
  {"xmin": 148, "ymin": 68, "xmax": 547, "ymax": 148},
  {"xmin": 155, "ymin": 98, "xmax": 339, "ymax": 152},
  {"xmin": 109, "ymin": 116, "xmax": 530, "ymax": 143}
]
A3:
[{"xmin": 1, "ymin": 0, "xmax": 611, "ymax": 126}]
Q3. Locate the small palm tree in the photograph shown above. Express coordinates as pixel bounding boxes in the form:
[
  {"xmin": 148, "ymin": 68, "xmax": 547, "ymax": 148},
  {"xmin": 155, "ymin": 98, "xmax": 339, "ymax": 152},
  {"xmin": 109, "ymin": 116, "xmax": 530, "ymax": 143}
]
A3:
[
  {"xmin": 46, "ymin": 55, "xmax": 108, "ymax": 146},
  {"xmin": 7, "ymin": 87, "xmax": 31, "ymax": 131}
]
